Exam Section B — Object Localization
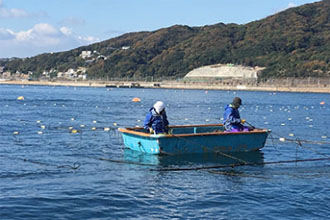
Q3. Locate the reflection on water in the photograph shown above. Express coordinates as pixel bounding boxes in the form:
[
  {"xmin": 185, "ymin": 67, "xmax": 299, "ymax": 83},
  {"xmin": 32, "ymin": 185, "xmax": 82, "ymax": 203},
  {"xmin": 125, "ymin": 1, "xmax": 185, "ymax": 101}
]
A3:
[{"xmin": 123, "ymin": 148, "xmax": 264, "ymax": 168}]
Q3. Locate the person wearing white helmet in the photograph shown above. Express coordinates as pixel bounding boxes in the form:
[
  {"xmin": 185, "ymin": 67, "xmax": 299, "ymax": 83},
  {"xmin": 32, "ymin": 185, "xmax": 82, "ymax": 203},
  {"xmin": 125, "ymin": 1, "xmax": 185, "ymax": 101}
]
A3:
[{"xmin": 144, "ymin": 101, "xmax": 169, "ymax": 134}]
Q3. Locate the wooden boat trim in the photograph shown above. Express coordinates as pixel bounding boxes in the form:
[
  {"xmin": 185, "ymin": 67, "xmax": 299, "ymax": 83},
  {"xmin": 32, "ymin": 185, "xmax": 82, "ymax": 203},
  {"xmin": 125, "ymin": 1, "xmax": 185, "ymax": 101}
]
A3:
[{"xmin": 118, "ymin": 124, "xmax": 268, "ymax": 138}]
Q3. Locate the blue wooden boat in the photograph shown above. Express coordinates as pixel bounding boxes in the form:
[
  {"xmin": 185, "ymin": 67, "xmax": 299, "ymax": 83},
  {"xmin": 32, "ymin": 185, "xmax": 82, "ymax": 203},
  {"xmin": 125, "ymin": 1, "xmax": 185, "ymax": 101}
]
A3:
[{"xmin": 118, "ymin": 124, "xmax": 269, "ymax": 155}]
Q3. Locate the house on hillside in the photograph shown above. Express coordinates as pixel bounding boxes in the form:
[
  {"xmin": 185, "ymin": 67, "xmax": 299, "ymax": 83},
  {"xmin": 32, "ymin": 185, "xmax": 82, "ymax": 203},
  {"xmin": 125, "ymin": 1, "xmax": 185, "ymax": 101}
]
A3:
[
  {"xmin": 80, "ymin": 51, "xmax": 92, "ymax": 59},
  {"xmin": 1, "ymin": 71, "xmax": 11, "ymax": 79}
]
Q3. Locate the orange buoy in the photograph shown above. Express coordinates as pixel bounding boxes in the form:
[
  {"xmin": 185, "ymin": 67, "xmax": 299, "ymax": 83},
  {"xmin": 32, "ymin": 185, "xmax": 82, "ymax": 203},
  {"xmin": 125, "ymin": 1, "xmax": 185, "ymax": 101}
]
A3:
[
  {"xmin": 132, "ymin": 97, "xmax": 141, "ymax": 102},
  {"xmin": 320, "ymin": 101, "xmax": 325, "ymax": 105}
]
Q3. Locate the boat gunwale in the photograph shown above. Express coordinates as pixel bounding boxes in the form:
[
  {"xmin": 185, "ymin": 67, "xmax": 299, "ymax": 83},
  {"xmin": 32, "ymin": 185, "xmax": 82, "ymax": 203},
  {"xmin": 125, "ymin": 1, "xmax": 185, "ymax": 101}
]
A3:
[{"xmin": 118, "ymin": 124, "xmax": 268, "ymax": 138}]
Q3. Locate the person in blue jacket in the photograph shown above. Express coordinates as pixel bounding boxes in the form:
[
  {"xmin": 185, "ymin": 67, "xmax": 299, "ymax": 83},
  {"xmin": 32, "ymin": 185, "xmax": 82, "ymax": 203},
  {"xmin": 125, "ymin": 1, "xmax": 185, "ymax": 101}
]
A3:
[
  {"xmin": 144, "ymin": 101, "xmax": 169, "ymax": 134},
  {"xmin": 223, "ymin": 97, "xmax": 250, "ymax": 132}
]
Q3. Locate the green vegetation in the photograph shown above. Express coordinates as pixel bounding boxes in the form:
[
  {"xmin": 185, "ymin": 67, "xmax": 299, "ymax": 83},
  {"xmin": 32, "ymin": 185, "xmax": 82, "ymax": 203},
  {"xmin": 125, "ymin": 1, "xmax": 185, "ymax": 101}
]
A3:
[{"xmin": 1, "ymin": 0, "xmax": 329, "ymax": 80}]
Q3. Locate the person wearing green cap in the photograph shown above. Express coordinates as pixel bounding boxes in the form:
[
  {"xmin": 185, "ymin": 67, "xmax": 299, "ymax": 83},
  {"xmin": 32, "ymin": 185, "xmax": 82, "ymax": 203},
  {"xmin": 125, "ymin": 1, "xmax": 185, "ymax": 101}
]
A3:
[{"xmin": 223, "ymin": 97, "xmax": 251, "ymax": 132}]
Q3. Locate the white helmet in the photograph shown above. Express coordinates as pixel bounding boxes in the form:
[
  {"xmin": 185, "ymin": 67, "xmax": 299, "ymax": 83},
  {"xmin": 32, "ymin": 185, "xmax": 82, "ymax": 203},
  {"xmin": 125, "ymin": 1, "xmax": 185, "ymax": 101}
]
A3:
[{"xmin": 153, "ymin": 101, "xmax": 165, "ymax": 114}]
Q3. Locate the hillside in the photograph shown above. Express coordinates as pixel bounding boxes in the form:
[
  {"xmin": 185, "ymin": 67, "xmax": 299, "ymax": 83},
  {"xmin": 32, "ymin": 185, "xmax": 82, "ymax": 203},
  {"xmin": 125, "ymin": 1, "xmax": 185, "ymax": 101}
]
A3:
[{"xmin": 1, "ymin": 0, "xmax": 329, "ymax": 80}]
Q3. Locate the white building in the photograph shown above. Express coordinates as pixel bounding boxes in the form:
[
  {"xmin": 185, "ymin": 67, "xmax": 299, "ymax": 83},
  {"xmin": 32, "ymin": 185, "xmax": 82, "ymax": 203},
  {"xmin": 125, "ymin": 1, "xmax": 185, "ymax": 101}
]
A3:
[{"xmin": 80, "ymin": 51, "xmax": 92, "ymax": 59}]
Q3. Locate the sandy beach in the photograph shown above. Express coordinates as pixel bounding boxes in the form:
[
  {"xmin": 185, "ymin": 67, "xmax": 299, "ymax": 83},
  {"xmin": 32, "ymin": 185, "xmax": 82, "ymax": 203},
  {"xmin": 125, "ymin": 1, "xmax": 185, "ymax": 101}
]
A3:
[{"xmin": 0, "ymin": 79, "xmax": 329, "ymax": 93}]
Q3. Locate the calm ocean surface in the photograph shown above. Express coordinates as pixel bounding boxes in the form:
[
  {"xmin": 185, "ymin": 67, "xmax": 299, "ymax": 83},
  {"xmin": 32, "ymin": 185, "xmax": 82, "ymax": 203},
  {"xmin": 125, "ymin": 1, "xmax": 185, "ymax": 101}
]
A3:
[{"xmin": 0, "ymin": 84, "xmax": 329, "ymax": 219}]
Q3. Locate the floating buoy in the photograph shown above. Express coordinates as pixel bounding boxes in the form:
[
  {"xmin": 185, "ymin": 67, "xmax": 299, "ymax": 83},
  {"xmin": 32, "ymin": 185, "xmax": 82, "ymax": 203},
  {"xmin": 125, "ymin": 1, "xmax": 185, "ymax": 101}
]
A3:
[
  {"xmin": 93, "ymin": 120, "xmax": 97, "ymax": 124},
  {"xmin": 91, "ymin": 127, "xmax": 96, "ymax": 130},
  {"xmin": 17, "ymin": 96, "xmax": 24, "ymax": 100},
  {"xmin": 113, "ymin": 123, "xmax": 118, "ymax": 126},
  {"xmin": 279, "ymin": 138, "xmax": 286, "ymax": 142},
  {"xmin": 71, "ymin": 129, "xmax": 78, "ymax": 134},
  {"xmin": 132, "ymin": 97, "xmax": 141, "ymax": 102},
  {"xmin": 104, "ymin": 127, "xmax": 110, "ymax": 131},
  {"xmin": 38, "ymin": 131, "xmax": 43, "ymax": 135},
  {"xmin": 40, "ymin": 125, "xmax": 46, "ymax": 129},
  {"xmin": 80, "ymin": 124, "xmax": 85, "ymax": 128},
  {"xmin": 320, "ymin": 101, "xmax": 325, "ymax": 105},
  {"xmin": 289, "ymin": 133, "xmax": 294, "ymax": 137},
  {"xmin": 13, "ymin": 131, "xmax": 19, "ymax": 135}
]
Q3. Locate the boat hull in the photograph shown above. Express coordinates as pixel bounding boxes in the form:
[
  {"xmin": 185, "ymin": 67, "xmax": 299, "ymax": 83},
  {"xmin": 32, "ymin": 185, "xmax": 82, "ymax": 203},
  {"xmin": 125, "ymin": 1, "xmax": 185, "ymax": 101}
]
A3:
[{"xmin": 119, "ymin": 124, "xmax": 269, "ymax": 155}]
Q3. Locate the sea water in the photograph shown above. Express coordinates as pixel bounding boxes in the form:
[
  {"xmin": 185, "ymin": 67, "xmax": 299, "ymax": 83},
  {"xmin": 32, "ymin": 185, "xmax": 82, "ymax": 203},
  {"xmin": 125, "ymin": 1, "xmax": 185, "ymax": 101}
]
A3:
[{"xmin": 0, "ymin": 84, "xmax": 329, "ymax": 219}]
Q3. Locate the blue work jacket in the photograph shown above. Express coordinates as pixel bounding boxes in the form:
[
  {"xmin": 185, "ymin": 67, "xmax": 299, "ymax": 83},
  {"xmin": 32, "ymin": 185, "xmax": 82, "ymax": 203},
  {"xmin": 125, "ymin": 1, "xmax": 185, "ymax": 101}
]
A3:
[
  {"xmin": 223, "ymin": 104, "xmax": 244, "ymax": 131},
  {"xmin": 144, "ymin": 108, "xmax": 169, "ymax": 134}
]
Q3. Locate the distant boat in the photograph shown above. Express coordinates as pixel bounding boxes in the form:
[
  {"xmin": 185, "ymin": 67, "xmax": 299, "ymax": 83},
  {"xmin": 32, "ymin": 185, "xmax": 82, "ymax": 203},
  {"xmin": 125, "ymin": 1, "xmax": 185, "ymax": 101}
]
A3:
[{"xmin": 118, "ymin": 124, "xmax": 269, "ymax": 155}]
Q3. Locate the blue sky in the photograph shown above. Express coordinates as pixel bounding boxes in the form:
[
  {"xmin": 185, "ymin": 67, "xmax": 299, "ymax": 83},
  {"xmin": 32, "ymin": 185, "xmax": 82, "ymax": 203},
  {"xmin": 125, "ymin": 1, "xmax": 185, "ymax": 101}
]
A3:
[{"xmin": 0, "ymin": 0, "xmax": 321, "ymax": 58}]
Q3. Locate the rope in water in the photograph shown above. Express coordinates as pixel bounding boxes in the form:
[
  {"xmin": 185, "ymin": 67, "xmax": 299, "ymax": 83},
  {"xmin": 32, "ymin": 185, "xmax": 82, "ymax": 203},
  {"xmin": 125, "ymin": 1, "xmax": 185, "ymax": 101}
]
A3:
[
  {"xmin": 268, "ymin": 131, "xmax": 330, "ymax": 158},
  {"xmin": 148, "ymin": 128, "xmax": 330, "ymax": 172},
  {"xmin": 4, "ymin": 122, "xmax": 330, "ymax": 171},
  {"xmin": 150, "ymin": 157, "xmax": 330, "ymax": 172},
  {"xmin": 0, "ymin": 155, "xmax": 81, "ymax": 170}
]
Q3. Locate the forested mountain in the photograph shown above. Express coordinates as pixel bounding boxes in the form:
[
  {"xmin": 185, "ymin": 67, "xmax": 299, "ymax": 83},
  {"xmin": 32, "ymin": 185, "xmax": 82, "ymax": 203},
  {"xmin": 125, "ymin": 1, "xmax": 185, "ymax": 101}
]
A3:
[{"xmin": 1, "ymin": 0, "xmax": 329, "ymax": 79}]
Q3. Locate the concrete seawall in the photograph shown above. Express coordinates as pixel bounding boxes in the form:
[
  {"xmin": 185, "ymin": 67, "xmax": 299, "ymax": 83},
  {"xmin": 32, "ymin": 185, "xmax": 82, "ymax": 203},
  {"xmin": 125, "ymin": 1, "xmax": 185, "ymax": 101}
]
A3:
[{"xmin": 0, "ymin": 80, "xmax": 329, "ymax": 93}]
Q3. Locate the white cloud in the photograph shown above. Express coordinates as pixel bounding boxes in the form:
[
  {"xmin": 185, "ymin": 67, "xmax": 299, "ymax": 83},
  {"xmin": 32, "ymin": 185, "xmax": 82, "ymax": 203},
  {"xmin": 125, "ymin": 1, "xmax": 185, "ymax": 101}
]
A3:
[
  {"xmin": 60, "ymin": 26, "xmax": 73, "ymax": 36},
  {"xmin": 0, "ymin": 28, "xmax": 15, "ymax": 40},
  {"xmin": 0, "ymin": 1, "xmax": 29, "ymax": 18},
  {"xmin": 0, "ymin": 23, "xmax": 100, "ymax": 58}
]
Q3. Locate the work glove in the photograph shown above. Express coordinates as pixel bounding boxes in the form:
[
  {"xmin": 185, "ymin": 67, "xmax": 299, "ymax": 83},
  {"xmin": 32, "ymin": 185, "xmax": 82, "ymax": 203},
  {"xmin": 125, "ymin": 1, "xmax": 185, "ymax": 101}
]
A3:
[
  {"xmin": 241, "ymin": 119, "xmax": 246, "ymax": 124},
  {"xmin": 149, "ymin": 127, "xmax": 155, "ymax": 134}
]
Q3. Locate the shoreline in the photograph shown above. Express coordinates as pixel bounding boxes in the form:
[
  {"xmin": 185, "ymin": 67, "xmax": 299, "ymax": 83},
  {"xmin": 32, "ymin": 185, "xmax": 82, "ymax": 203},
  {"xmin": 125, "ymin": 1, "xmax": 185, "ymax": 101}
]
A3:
[{"xmin": 0, "ymin": 80, "xmax": 329, "ymax": 93}]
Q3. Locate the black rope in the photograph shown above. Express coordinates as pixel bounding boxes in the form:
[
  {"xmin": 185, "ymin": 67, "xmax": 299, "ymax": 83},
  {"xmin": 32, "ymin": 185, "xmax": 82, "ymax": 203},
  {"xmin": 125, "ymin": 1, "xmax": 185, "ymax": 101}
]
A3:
[
  {"xmin": 150, "ymin": 157, "xmax": 330, "ymax": 172},
  {"xmin": 207, "ymin": 170, "xmax": 268, "ymax": 179},
  {"xmin": 97, "ymin": 157, "xmax": 157, "ymax": 166},
  {"xmin": 269, "ymin": 131, "xmax": 330, "ymax": 145},
  {"xmin": 269, "ymin": 136, "xmax": 330, "ymax": 145},
  {"xmin": 22, "ymin": 158, "xmax": 81, "ymax": 170},
  {"xmin": 0, "ymin": 155, "xmax": 81, "ymax": 170},
  {"xmin": 268, "ymin": 131, "xmax": 330, "ymax": 158}
]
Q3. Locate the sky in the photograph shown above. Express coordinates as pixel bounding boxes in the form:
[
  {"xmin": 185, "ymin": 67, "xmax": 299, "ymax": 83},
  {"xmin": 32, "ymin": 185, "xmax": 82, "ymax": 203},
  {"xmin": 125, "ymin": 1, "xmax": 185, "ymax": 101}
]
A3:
[{"xmin": 0, "ymin": 0, "xmax": 322, "ymax": 58}]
